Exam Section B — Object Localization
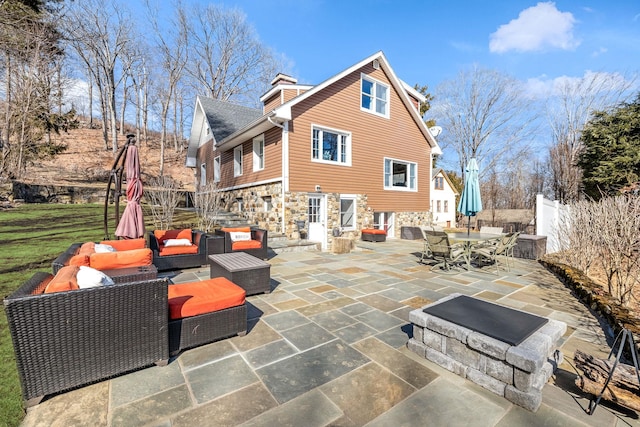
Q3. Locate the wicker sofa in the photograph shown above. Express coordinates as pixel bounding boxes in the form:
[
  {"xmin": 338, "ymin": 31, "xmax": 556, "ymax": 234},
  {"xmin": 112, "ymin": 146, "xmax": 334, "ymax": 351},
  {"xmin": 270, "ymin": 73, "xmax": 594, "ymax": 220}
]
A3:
[
  {"xmin": 148, "ymin": 229, "xmax": 212, "ymax": 271},
  {"xmin": 4, "ymin": 272, "xmax": 170, "ymax": 407},
  {"xmin": 215, "ymin": 227, "xmax": 268, "ymax": 260},
  {"xmin": 52, "ymin": 238, "xmax": 150, "ymax": 274}
]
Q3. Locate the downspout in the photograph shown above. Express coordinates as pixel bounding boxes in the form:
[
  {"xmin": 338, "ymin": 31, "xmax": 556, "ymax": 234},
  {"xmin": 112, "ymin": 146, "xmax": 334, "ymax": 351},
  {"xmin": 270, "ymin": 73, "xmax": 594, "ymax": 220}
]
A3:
[{"xmin": 268, "ymin": 116, "xmax": 288, "ymax": 236}]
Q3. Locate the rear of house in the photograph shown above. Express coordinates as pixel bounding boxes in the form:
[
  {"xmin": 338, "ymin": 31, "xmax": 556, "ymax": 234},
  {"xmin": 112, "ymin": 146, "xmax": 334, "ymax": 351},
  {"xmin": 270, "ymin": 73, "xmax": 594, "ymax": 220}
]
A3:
[{"xmin": 186, "ymin": 51, "xmax": 441, "ymax": 250}]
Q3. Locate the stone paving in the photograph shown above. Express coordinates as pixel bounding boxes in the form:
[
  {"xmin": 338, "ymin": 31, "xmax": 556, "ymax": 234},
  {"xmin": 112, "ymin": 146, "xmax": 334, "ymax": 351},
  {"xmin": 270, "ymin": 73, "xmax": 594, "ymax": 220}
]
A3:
[{"xmin": 20, "ymin": 239, "xmax": 640, "ymax": 426}]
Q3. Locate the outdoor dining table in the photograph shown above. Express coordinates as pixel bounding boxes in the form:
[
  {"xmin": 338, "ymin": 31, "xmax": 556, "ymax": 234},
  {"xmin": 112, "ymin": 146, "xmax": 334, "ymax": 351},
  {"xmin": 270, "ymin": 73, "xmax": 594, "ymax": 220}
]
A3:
[{"xmin": 447, "ymin": 232, "xmax": 503, "ymax": 269}]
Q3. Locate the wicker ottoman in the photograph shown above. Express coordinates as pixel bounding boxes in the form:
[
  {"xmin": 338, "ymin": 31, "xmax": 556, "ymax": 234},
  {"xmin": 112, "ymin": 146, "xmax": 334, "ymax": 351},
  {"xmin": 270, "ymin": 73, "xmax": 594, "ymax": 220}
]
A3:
[
  {"xmin": 208, "ymin": 252, "xmax": 271, "ymax": 295},
  {"xmin": 361, "ymin": 228, "xmax": 387, "ymax": 242},
  {"xmin": 168, "ymin": 278, "xmax": 247, "ymax": 355}
]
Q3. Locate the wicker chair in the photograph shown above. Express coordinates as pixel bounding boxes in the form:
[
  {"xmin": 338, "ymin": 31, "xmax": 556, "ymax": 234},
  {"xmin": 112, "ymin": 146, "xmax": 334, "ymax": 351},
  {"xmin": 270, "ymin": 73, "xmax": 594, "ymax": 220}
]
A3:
[
  {"xmin": 215, "ymin": 227, "xmax": 268, "ymax": 260},
  {"xmin": 148, "ymin": 229, "xmax": 211, "ymax": 271},
  {"xmin": 4, "ymin": 273, "xmax": 170, "ymax": 407}
]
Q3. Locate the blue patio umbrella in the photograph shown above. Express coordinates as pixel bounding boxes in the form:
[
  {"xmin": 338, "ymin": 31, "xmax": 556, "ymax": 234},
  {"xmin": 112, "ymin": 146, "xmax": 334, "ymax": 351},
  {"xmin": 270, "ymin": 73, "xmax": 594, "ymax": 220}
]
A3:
[{"xmin": 457, "ymin": 158, "xmax": 483, "ymax": 235}]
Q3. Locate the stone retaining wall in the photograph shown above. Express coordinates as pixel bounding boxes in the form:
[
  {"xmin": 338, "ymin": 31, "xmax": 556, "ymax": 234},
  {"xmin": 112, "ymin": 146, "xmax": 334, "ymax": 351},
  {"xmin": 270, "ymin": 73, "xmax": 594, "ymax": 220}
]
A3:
[{"xmin": 408, "ymin": 294, "xmax": 566, "ymax": 412}]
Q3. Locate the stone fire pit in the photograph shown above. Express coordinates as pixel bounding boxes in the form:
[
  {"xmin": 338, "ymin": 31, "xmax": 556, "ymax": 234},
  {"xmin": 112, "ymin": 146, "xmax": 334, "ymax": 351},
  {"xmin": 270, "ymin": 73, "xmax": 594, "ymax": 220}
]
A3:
[{"xmin": 408, "ymin": 294, "xmax": 566, "ymax": 412}]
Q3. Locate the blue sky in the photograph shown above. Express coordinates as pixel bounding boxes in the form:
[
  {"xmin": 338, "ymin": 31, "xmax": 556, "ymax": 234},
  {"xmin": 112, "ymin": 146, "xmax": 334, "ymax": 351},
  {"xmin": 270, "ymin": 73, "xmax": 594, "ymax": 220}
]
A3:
[{"xmin": 218, "ymin": 0, "xmax": 639, "ymax": 93}]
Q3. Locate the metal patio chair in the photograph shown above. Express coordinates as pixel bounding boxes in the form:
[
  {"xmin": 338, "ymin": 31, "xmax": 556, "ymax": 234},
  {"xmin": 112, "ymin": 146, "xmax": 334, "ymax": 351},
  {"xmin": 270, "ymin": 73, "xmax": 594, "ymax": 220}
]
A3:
[{"xmin": 422, "ymin": 228, "xmax": 466, "ymax": 272}]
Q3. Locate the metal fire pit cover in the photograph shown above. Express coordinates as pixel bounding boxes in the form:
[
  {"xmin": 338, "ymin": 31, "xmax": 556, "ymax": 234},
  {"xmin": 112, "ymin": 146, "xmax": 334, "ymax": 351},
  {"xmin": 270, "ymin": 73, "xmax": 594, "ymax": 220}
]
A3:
[{"xmin": 423, "ymin": 295, "xmax": 548, "ymax": 346}]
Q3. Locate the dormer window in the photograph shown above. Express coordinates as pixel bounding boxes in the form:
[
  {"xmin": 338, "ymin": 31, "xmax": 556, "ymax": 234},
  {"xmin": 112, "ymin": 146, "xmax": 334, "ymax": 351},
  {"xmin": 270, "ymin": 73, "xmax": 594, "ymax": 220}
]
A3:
[{"xmin": 361, "ymin": 74, "xmax": 389, "ymax": 118}]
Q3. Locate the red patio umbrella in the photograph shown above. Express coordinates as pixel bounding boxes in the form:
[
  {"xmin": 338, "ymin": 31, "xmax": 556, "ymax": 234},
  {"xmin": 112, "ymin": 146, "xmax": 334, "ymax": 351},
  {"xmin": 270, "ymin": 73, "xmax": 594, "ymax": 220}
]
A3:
[{"xmin": 115, "ymin": 143, "xmax": 145, "ymax": 239}]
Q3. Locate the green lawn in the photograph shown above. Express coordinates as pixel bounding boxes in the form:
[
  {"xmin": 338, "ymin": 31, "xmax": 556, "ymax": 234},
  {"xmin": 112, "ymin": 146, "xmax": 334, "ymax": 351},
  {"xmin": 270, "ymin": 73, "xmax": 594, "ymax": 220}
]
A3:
[{"xmin": 0, "ymin": 203, "xmax": 198, "ymax": 426}]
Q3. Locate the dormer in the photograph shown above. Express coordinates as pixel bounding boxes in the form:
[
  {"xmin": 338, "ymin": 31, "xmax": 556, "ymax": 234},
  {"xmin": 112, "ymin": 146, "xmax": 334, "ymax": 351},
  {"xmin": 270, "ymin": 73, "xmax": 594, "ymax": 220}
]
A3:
[{"xmin": 260, "ymin": 73, "xmax": 313, "ymax": 113}]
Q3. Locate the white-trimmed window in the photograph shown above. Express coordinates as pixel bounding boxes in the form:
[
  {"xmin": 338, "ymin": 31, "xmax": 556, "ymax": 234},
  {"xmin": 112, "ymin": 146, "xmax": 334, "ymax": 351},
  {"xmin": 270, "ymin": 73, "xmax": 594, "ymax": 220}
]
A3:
[
  {"xmin": 200, "ymin": 163, "xmax": 207, "ymax": 187},
  {"xmin": 384, "ymin": 158, "xmax": 417, "ymax": 191},
  {"xmin": 253, "ymin": 135, "xmax": 264, "ymax": 171},
  {"xmin": 312, "ymin": 125, "xmax": 351, "ymax": 165},
  {"xmin": 213, "ymin": 156, "xmax": 220, "ymax": 182},
  {"xmin": 434, "ymin": 176, "xmax": 444, "ymax": 190},
  {"xmin": 234, "ymin": 146, "xmax": 243, "ymax": 177},
  {"xmin": 361, "ymin": 74, "xmax": 389, "ymax": 117},
  {"xmin": 340, "ymin": 195, "xmax": 356, "ymax": 230}
]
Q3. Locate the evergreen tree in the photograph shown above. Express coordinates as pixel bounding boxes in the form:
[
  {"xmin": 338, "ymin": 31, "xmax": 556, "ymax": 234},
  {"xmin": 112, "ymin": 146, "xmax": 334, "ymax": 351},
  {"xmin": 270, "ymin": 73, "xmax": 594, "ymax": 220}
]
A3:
[{"xmin": 578, "ymin": 94, "xmax": 640, "ymax": 200}]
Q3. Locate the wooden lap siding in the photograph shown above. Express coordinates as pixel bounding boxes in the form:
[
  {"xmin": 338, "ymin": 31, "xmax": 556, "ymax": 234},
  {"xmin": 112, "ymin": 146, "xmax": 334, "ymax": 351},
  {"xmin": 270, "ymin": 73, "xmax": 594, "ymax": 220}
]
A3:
[{"xmin": 287, "ymin": 64, "xmax": 431, "ymax": 212}]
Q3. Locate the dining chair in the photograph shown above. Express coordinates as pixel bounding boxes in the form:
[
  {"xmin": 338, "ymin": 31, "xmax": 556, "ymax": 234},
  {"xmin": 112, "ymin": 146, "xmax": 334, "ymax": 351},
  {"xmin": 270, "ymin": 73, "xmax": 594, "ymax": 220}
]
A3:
[
  {"xmin": 471, "ymin": 234, "xmax": 511, "ymax": 273},
  {"xmin": 503, "ymin": 231, "xmax": 521, "ymax": 270},
  {"xmin": 422, "ymin": 228, "xmax": 466, "ymax": 272}
]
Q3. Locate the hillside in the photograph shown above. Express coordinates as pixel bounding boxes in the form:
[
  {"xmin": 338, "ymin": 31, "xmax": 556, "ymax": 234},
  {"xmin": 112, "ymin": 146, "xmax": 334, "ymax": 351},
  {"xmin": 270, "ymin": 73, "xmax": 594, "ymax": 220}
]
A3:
[{"xmin": 26, "ymin": 125, "xmax": 194, "ymax": 191}]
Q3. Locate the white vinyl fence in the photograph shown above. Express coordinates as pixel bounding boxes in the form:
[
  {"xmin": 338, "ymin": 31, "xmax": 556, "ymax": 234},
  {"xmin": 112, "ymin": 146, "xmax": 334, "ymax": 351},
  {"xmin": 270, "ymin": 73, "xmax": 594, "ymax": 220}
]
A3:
[{"xmin": 535, "ymin": 194, "xmax": 568, "ymax": 254}]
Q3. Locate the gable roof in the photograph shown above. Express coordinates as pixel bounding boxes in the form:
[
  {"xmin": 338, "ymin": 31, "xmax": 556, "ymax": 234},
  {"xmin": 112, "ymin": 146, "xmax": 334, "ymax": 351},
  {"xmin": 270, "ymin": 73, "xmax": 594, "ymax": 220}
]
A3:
[
  {"xmin": 212, "ymin": 51, "xmax": 442, "ymax": 154},
  {"xmin": 198, "ymin": 96, "xmax": 262, "ymax": 142},
  {"xmin": 432, "ymin": 168, "xmax": 459, "ymax": 195}
]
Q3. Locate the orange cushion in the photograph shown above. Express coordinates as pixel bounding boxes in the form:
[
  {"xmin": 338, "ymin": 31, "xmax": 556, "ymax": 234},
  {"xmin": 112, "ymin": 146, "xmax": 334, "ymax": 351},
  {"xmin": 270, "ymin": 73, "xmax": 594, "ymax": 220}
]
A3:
[
  {"xmin": 362, "ymin": 229, "xmax": 386, "ymax": 235},
  {"xmin": 69, "ymin": 254, "xmax": 90, "ymax": 267},
  {"xmin": 44, "ymin": 266, "xmax": 80, "ymax": 293},
  {"xmin": 158, "ymin": 244, "xmax": 199, "ymax": 256},
  {"xmin": 101, "ymin": 238, "xmax": 146, "ymax": 251},
  {"xmin": 78, "ymin": 242, "xmax": 95, "ymax": 255},
  {"xmin": 232, "ymin": 240, "xmax": 262, "ymax": 250},
  {"xmin": 154, "ymin": 229, "xmax": 192, "ymax": 245},
  {"xmin": 89, "ymin": 248, "xmax": 152, "ymax": 270},
  {"xmin": 221, "ymin": 227, "xmax": 251, "ymax": 233},
  {"xmin": 167, "ymin": 278, "xmax": 246, "ymax": 320}
]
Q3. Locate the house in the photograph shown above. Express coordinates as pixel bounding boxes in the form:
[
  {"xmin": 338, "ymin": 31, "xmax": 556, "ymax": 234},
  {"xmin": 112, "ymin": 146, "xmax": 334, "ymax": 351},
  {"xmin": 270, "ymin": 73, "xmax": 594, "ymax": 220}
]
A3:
[
  {"xmin": 431, "ymin": 168, "xmax": 458, "ymax": 227},
  {"xmin": 186, "ymin": 51, "xmax": 442, "ymax": 250}
]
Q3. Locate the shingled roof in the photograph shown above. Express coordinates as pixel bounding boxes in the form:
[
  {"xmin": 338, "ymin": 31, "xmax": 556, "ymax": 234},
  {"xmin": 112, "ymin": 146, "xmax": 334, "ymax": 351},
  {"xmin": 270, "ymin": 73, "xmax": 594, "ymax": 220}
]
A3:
[{"xmin": 198, "ymin": 96, "xmax": 263, "ymax": 142}]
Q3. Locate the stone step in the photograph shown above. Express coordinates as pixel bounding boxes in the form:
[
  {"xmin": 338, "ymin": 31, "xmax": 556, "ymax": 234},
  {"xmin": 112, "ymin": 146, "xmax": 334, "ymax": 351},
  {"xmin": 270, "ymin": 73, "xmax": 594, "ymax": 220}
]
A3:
[{"xmin": 269, "ymin": 239, "xmax": 320, "ymax": 254}]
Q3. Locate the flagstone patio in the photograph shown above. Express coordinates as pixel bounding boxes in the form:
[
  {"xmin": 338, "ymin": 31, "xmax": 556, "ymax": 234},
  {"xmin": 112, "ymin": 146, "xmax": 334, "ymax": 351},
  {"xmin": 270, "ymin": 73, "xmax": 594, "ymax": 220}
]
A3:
[{"xmin": 20, "ymin": 239, "xmax": 640, "ymax": 426}]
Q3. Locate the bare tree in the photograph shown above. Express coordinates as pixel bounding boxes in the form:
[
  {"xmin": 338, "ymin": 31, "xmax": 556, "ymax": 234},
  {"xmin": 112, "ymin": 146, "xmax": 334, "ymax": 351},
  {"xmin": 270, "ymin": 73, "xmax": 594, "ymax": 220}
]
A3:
[
  {"xmin": 180, "ymin": 3, "xmax": 282, "ymax": 106},
  {"xmin": 546, "ymin": 71, "xmax": 636, "ymax": 202},
  {"xmin": 144, "ymin": 175, "xmax": 180, "ymax": 229},
  {"xmin": 431, "ymin": 66, "xmax": 539, "ymax": 181},
  {"xmin": 194, "ymin": 182, "xmax": 222, "ymax": 232},
  {"xmin": 146, "ymin": 1, "xmax": 188, "ymax": 176},
  {"xmin": 63, "ymin": 0, "xmax": 133, "ymax": 153}
]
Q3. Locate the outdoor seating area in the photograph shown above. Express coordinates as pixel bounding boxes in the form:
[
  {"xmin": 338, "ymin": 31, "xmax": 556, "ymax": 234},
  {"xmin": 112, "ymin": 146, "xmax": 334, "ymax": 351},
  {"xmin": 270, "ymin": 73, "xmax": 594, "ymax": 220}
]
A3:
[
  {"xmin": 419, "ymin": 226, "xmax": 520, "ymax": 273},
  {"xmin": 4, "ymin": 225, "xmax": 272, "ymax": 408},
  {"xmin": 14, "ymin": 238, "xmax": 636, "ymax": 426}
]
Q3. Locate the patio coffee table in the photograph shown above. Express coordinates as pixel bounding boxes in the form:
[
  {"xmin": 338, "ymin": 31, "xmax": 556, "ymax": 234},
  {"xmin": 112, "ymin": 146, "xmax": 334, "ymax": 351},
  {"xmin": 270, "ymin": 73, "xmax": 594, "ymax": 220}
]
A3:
[{"xmin": 208, "ymin": 252, "xmax": 271, "ymax": 295}]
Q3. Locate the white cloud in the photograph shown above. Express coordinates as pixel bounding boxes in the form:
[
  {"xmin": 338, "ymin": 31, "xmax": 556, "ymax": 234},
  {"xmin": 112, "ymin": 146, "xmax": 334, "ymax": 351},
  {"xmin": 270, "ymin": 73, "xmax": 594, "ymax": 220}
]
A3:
[
  {"xmin": 489, "ymin": 2, "xmax": 580, "ymax": 53},
  {"xmin": 591, "ymin": 47, "xmax": 607, "ymax": 57},
  {"xmin": 523, "ymin": 70, "xmax": 633, "ymax": 99}
]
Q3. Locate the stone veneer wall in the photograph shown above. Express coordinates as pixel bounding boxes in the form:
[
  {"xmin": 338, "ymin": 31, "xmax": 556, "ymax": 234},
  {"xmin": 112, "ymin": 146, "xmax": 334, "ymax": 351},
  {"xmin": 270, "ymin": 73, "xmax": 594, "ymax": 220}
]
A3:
[
  {"xmin": 218, "ymin": 182, "xmax": 284, "ymax": 233},
  {"xmin": 219, "ymin": 184, "xmax": 434, "ymax": 247},
  {"xmin": 395, "ymin": 211, "xmax": 433, "ymax": 228}
]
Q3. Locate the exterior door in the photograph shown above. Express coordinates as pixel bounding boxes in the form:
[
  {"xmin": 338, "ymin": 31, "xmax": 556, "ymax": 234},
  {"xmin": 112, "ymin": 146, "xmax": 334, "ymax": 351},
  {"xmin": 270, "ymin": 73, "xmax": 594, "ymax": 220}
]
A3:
[{"xmin": 307, "ymin": 194, "xmax": 327, "ymax": 250}]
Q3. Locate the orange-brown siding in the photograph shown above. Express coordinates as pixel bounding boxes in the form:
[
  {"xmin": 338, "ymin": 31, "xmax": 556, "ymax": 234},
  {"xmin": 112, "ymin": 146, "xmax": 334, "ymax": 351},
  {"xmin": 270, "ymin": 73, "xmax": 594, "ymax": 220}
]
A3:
[
  {"xmin": 287, "ymin": 64, "xmax": 431, "ymax": 212},
  {"xmin": 216, "ymin": 127, "xmax": 283, "ymax": 187}
]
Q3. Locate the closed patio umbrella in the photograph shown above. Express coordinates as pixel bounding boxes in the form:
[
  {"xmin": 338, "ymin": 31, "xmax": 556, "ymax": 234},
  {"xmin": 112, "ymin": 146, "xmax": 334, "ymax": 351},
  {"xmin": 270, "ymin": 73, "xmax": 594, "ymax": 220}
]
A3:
[
  {"xmin": 115, "ymin": 141, "xmax": 145, "ymax": 239},
  {"xmin": 457, "ymin": 157, "xmax": 482, "ymax": 235}
]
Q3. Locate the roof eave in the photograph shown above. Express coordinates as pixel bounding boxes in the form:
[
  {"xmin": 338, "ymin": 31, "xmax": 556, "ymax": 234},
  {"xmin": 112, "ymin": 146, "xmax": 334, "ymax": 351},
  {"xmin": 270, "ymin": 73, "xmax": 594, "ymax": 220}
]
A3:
[{"xmin": 216, "ymin": 110, "xmax": 286, "ymax": 151}]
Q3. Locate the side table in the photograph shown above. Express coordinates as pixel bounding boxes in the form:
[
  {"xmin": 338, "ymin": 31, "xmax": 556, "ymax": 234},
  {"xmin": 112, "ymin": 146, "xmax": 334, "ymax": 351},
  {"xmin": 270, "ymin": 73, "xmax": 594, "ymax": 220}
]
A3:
[{"xmin": 208, "ymin": 252, "xmax": 271, "ymax": 295}]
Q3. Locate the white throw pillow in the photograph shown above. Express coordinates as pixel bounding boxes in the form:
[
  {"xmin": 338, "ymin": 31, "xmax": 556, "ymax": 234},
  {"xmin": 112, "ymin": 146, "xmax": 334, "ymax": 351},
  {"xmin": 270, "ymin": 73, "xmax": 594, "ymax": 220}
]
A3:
[
  {"xmin": 230, "ymin": 231, "xmax": 252, "ymax": 242},
  {"xmin": 76, "ymin": 266, "xmax": 115, "ymax": 288},
  {"xmin": 163, "ymin": 238, "xmax": 193, "ymax": 247},
  {"xmin": 94, "ymin": 244, "xmax": 116, "ymax": 253}
]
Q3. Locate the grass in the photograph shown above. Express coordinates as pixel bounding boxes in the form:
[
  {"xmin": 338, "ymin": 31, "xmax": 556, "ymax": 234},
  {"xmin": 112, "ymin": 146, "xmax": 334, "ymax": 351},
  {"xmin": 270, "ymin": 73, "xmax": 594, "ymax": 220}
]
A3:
[{"xmin": 0, "ymin": 203, "xmax": 198, "ymax": 426}]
